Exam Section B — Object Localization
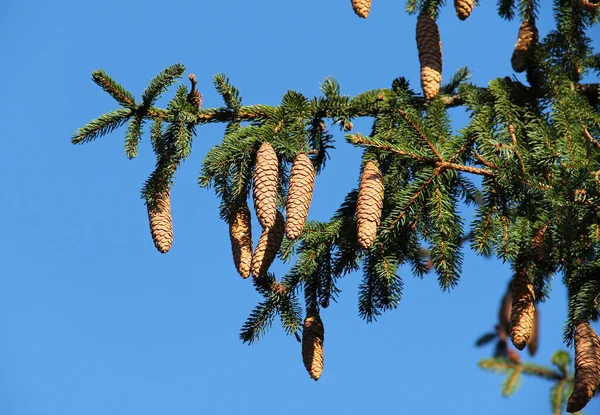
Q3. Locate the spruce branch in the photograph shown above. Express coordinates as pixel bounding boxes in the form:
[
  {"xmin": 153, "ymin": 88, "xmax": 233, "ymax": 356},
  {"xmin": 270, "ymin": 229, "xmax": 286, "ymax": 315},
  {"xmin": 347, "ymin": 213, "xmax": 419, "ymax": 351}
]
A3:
[
  {"xmin": 91, "ymin": 69, "xmax": 136, "ymax": 108},
  {"xmin": 72, "ymin": 108, "xmax": 132, "ymax": 144}
]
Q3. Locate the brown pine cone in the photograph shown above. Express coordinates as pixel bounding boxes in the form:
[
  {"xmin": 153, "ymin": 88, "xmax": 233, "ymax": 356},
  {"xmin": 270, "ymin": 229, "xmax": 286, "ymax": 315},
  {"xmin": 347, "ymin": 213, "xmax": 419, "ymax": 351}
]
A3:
[
  {"xmin": 509, "ymin": 270, "xmax": 536, "ymax": 350},
  {"xmin": 251, "ymin": 210, "xmax": 285, "ymax": 277},
  {"xmin": 351, "ymin": 0, "xmax": 372, "ymax": 18},
  {"xmin": 253, "ymin": 142, "xmax": 279, "ymax": 229},
  {"xmin": 356, "ymin": 161, "xmax": 384, "ymax": 249},
  {"xmin": 302, "ymin": 309, "xmax": 325, "ymax": 380},
  {"xmin": 187, "ymin": 74, "xmax": 203, "ymax": 109},
  {"xmin": 286, "ymin": 154, "xmax": 315, "ymax": 240},
  {"xmin": 511, "ymin": 20, "xmax": 538, "ymax": 73},
  {"xmin": 454, "ymin": 0, "xmax": 474, "ymax": 20},
  {"xmin": 229, "ymin": 203, "xmax": 253, "ymax": 279},
  {"xmin": 578, "ymin": 0, "xmax": 599, "ymax": 12},
  {"xmin": 567, "ymin": 321, "xmax": 600, "ymax": 413},
  {"xmin": 416, "ymin": 15, "xmax": 442, "ymax": 100},
  {"xmin": 527, "ymin": 308, "xmax": 539, "ymax": 356},
  {"xmin": 147, "ymin": 187, "xmax": 173, "ymax": 253}
]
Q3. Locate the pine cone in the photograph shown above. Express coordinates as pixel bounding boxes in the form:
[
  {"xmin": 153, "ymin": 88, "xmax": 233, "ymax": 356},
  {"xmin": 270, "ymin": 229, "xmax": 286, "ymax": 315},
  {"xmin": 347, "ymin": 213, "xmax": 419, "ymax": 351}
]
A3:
[
  {"xmin": 416, "ymin": 15, "xmax": 443, "ymax": 100},
  {"xmin": 578, "ymin": 0, "xmax": 599, "ymax": 12},
  {"xmin": 286, "ymin": 153, "xmax": 315, "ymax": 240},
  {"xmin": 509, "ymin": 270, "xmax": 536, "ymax": 350},
  {"xmin": 527, "ymin": 308, "xmax": 539, "ymax": 356},
  {"xmin": 511, "ymin": 20, "xmax": 538, "ymax": 73},
  {"xmin": 251, "ymin": 210, "xmax": 285, "ymax": 277},
  {"xmin": 454, "ymin": 0, "xmax": 474, "ymax": 20},
  {"xmin": 351, "ymin": 0, "xmax": 371, "ymax": 18},
  {"xmin": 187, "ymin": 74, "xmax": 203, "ymax": 109},
  {"xmin": 147, "ymin": 187, "xmax": 173, "ymax": 254},
  {"xmin": 229, "ymin": 203, "xmax": 253, "ymax": 279},
  {"xmin": 302, "ymin": 309, "xmax": 325, "ymax": 380},
  {"xmin": 357, "ymin": 161, "xmax": 384, "ymax": 249},
  {"xmin": 567, "ymin": 321, "xmax": 600, "ymax": 413},
  {"xmin": 253, "ymin": 142, "xmax": 279, "ymax": 229}
]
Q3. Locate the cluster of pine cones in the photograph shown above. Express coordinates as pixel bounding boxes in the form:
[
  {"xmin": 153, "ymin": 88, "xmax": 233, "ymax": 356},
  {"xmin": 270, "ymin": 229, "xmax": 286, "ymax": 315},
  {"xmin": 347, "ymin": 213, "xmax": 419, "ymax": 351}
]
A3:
[
  {"xmin": 230, "ymin": 142, "xmax": 385, "ymax": 380},
  {"xmin": 506, "ymin": 267, "xmax": 600, "ymax": 412}
]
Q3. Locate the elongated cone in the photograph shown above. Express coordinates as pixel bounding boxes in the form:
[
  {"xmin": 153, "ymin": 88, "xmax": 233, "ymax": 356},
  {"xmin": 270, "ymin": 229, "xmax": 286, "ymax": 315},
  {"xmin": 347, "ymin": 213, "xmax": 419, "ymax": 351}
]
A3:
[
  {"xmin": 527, "ymin": 308, "xmax": 539, "ymax": 356},
  {"xmin": 567, "ymin": 321, "xmax": 600, "ymax": 413},
  {"xmin": 302, "ymin": 309, "xmax": 325, "ymax": 380},
  {"xmin": 578, "ymin": 0, "xmax": 599, "ymax": 12},
  {"xmin": 187, "ymin": 74, "xmax": 203, "ymax": 109},
  {"xmin": 351, "ymin": 0, "xmax": 371, "ymax": 18},
  {"xmin": 251, "ymin": 211, "xmax": 284, "ymax": 277},
  {"xmin": 147, "ymin": 188, "xmax": 173, "ymax": 253},
  {"xmin": 357, "ymin": 161, "xmax": 384, "ymax": 249},
  {"xmin": 454, "ymin": 0, "xmax": 474, "ymax": 20},
  {"xmin": 286, "ymin": 154, "xmax": 315, "ymax": 240},
  {"xmin": 511, "ymin": 20, "xmax": 538, "ymax": 73},
  {"xmin": 229, "ymin": 203, "xmax": 253, "ymax": 279},
  {"xmin": 509, "ymin": 270, "xmax": 535, "ymax": 350},
  {"xmin": 253, "ymin": 142, "xmax": 279, "ymax": 229},
  {"xmin": 416, "ymin": 15, "xmax": 442, "ymax": 99}
]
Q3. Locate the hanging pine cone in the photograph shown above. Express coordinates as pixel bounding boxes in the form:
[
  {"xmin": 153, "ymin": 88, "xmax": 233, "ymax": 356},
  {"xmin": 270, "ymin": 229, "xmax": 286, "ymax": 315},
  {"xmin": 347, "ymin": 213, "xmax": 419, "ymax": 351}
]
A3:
[
  {"xmin": 253, "ymin": 142, "xmax": 279, "ymax": 229},
  {"xmin": 527, "ymin": 308, "xmax": 539, "ymax": 356},
  {"xmin": 229, "ymin": 203, "xmax": 253, "ymax": 279},
  {"xmin": 578, "ymin": 0, "xmax": 599, "ymax": 11},
  {"xmin": 511, "ymin": 20, "xmax": 538, "ymax": 73},
  {"xmin": 147, "ymin": 187, "xmax": 173, "ymax": 254},
  {"xmin": 251, "ymin": 210, "xmax": 285, "ymax": 277},
  {"xmin": 416, "ymin": 15, "xmax": 443, "ymax": 100},
  {"xmin": 567, "ymin": 321, "xmax": 600, "ymax": 413},
  {"xmin": 509, "ymin": 270, "xmax": 536, "ymax": 350},
  {"xmin": 454, "ymin": 0, "xmax": 474, "ymax": 20},
  {"xmin": 351, "ymin": 0, "xmax": 371, "ymax": 18},
  {"xmin": 302, "ymin": 309, "xmax": 325, "ymax": 380},
  {"xmin": 356, "ymin": 161, "xmax": 384, "ymax": 249},
  {"xmin": 286, "ymin": 153, "xmax": 315, "ymax": 240}
]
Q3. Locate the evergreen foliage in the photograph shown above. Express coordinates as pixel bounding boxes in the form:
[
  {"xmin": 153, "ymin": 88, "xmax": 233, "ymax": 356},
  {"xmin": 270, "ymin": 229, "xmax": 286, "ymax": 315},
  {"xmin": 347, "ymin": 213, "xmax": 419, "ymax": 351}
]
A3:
[{"xmin": 72, "ymin": 1, "xmax": 600, "ymax": 412}]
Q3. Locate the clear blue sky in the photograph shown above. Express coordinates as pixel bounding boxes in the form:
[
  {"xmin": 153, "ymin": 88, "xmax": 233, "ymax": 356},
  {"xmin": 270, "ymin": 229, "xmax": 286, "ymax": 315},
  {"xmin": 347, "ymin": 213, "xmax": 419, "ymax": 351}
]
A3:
[{"xmin": 0, "ymin": 1, "xmax": 598, "ymax": 414}]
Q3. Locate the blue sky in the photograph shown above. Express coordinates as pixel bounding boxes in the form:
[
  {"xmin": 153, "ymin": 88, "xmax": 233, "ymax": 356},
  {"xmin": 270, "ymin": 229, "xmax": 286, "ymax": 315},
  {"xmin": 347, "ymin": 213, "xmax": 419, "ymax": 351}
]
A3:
[{"xmin": 0, "ymin": 1, "xmax": 598, "ymax": 414}]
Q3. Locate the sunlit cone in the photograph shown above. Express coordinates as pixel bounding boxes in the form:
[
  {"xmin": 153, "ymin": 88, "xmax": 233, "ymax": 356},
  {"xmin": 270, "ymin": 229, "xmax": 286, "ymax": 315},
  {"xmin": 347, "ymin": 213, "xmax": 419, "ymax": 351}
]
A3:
[
  {"xmin": 251, "ymin": 210, "xmax": 285, "ymax": 277},
  {"xmin": 509, "ymin": 270, "xmax": 535, "ymax": 350},
  {"xmin": 253, "ymin": 142, "xmax": 279, "ymax": 229},
  {"xmin": 357, "ymin": 161, "xmax": 384, "ymax": 249},
  {"xmin": 511, "ymin": 20, "xmax": 538, "ymax": 73},
  {"xmin": 302, "ymin": 309, "xmax": 325, "ymax": 380},
  {"xmin": 567, "ymin": 321, "xmax": 600, "ymax": 413},
  {"xmin": 578, "ymin": 0, "xmax": 599, "ymax": 12},
  {"xmin": 454, "ymin": 0, "xmax": 474, "ymax": 20},
  {"xmin": 351, "ymin": 0, "xmax": 371, "ymax": 18},
  {"xmin": 286, "ymin": 154, "xmax": 315, "ymax": 240},
  {"xmin": 229, "ymin": 203, "xmax": 253, "ymax": 279},
  {"xmin": 416, "ymin": 15, "xmax": 442, "ymax": 99},
  {"xmin": 147, "ymin": 187, "xmax": 173, "ymax": 253}
]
